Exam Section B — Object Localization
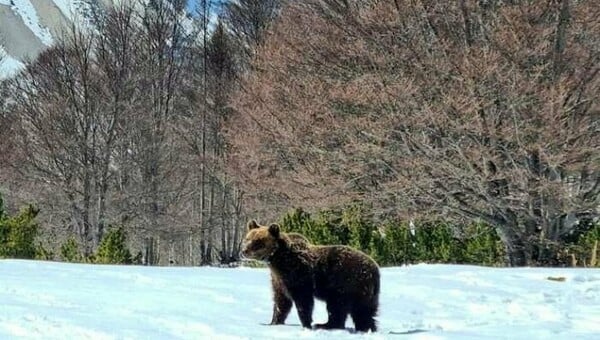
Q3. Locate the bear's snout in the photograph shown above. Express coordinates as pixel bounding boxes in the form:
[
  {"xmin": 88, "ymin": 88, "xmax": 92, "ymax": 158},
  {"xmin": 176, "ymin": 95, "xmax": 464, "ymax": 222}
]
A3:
[{"xmin": 240, "ymin": 242, "xmax": 251, "ymax": 259}]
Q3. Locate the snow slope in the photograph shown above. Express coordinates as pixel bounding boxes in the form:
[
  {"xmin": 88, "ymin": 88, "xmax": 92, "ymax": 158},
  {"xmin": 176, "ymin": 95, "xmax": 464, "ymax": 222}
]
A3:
[
  {"xmin": 0, "ymin": 1, "xmax": 205, "ymax": 78},
  {"xmin": 0, "ymin": 260, "xmax": 598, "ymax": 339},
  {"xmin": 0, "ymin": 46, "xmax": 25, "ymax": 78},
  {"xmin": 6, "ymin": 0, "xmax": 54, "ymax": 46},
  {"xmin": 0, "ymin": 0, "xmax": 98, "ymax": 78}
]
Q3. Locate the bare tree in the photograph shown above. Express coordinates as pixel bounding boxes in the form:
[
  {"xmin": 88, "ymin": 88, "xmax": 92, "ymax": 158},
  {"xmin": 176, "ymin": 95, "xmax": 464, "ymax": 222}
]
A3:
[
  {"xmin": 228, "ymin": 0, "xmax": 600, "ymax": 265},
  {"xmin": 6, "ymin": 0, "xmax": 195, "ymax": 261},
  {"xmin": 0, "ymin": 50, "xmax": 8, "ymax": 155},
  {"xmin": 191, "ymin": 0, "xmax": 215, "ymax": 265},
  {"xmin": 223, "ymin": 0, "xmax": 285, "ymax": 69},
  {"xmin": 206, "ymin": 20, "xmax": 242, "ymax": 263},
  {"xmin": 179, "ymin": 9, "xmax": 245, "ymax": 264},
  {"xmin": 10, "ymin": 25, "xmax": 106, "ymax": 255},
  {"xmin": 3, "ymin": 0, "xmax": 249, "ymax": 264},
  {"xmin": 87, "ymin": 2, "xmax": 142, "ymax": 246},
  {"xmin": 127, "ymin": 0, "xmax": 193, "ymax": 263},
  {"xmin": 0, "ymin": 65, "xmax": 13, "ymax": 171}
]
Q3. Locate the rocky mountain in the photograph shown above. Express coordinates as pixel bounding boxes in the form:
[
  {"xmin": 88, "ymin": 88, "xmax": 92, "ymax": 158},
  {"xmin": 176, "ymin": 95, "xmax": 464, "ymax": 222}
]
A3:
[{"xmin": 0, "ymin": 0, "xmax": 111, "ymax": 78}]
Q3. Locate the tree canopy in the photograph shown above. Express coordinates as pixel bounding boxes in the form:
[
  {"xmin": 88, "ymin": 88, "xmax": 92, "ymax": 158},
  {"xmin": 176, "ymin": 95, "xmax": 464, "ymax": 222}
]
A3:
[{"xmin": 227, "ymin": 0, "xmax": 600, "ymax": 265}]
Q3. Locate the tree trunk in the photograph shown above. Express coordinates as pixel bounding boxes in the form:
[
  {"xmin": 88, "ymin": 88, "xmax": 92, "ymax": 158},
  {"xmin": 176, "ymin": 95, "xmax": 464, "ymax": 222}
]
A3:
[
  {"xmin": 552, "ymin": 0, "xmax": 570, "ymax": 80},
  {"xmin": 220, "ymin": 187, "xmax": 228, "ymax": 264},
  {"xmin": 206, "ymin": 175, "xmax": 215, "ymax": 264},
  {"xmin": 82, "ymin": 169, "xmax": 93, "ymax": 257},
  {"xmin": 231, "ymin": 190, "xmax": 243, "ymax": 261},
  {"xmin": 493, "ymin": 213, "xmax": 530, "ymax": 266},
  {"xmin": 144, "ymin": 236, "xmax": 159, "ymax": 266},
  {"xmin": 96, "ymin": 157, "xmax": 111, "ymax": 247},
  {"xmin": 168, "ymin": 240, "xmax": 175, "ymax": 266},
  {"xmin": 199, "ymin": 0, "xmax": 210, "ymax": 266},
  {"xmin": 189, "ymin": 234, "xmax": 194, "ymax": 266},
  {"xmin": 508, "ymin": 242, "xmax": 529, "ymax": 266}
]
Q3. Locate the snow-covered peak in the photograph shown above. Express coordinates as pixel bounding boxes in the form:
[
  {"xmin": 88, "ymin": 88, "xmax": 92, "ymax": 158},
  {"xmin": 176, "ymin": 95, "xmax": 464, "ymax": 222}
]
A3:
[
  {"xmin": 0, "ymin": 0, "xmax": 98, "ymax": 79},
  {"xmin": 0, "ymin": 0, "xmax": 201, "ymax": 79}
]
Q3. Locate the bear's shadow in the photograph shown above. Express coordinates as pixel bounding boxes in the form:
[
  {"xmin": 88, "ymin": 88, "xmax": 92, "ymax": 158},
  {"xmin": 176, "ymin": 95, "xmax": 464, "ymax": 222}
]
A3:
[
  {"xmin": 260, "ymin": 323, "xmax": 431, "ymax": 335},
  {"xmin": 260, "ymin": 323, "xmax": 362, "ymax": 333}
]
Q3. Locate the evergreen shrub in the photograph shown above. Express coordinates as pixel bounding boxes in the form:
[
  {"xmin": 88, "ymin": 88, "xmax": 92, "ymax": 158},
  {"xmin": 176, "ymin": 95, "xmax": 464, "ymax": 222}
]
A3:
[
  {"xmin": 0, "ymin": 196, "xmax": 40, "ymax": 259},
  {"xmin": 94, "ymin": 227, "xmax": 133, "ymax": 264},
  {"xmin": 280, "ymin": 207, "xmax": 505, "ymax": 266}
]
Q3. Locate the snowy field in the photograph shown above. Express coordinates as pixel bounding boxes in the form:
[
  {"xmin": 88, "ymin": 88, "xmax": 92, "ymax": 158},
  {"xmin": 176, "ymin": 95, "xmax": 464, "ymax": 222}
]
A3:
[{"xmin": 0, "ymin": 260, "xmax": 599, "ymax": 339}]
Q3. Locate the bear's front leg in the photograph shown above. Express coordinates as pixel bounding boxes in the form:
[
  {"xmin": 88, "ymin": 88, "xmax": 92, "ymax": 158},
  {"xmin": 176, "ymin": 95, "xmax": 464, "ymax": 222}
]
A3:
[
  {"xmin": 290, "ymin": 288, "xmax": 314, "ymax": 329},
  {"xmin": 270, "ymin": 281, "xmax": 293, "ymax": 325}
]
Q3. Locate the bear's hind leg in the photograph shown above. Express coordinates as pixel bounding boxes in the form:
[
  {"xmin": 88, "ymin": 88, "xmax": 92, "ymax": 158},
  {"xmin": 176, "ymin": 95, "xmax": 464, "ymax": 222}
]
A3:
[
  {"xmin": 350, "ymin": 302, "xmax": 377, "ymax": 332},
  {"xmin": 314, "ymin": 299, "xmax": 348, "ymax": 330}
]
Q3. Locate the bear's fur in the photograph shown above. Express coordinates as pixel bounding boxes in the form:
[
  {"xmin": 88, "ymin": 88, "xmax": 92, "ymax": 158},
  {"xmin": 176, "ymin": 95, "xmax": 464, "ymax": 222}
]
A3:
[{"xmin": 242, "ymin": 220, "xmax": 380, "ymax": 332}]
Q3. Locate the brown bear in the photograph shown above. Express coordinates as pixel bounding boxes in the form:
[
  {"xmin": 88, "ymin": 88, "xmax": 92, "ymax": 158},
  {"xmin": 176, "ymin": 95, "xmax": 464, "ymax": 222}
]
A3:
[{"xmin": 242, "ymin": 220, "xmax": 380, "ymax": 332}]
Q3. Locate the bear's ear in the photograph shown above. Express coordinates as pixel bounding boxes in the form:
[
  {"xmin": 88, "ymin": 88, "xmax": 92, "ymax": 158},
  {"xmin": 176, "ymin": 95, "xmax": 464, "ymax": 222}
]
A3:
[
  {"xmin": 247, "ymin": 220, "xmax": 259, "ymax": 230},
  {"xmin": 268, "ymin": 223, "xmax": 280, "ymax": 238}
]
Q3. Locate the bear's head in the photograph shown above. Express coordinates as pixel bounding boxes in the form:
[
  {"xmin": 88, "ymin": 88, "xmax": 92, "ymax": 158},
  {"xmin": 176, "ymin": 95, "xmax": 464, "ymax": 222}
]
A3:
[{"xmin": 241, "ymin": 220, "xmax": 281, "ymax": 261}]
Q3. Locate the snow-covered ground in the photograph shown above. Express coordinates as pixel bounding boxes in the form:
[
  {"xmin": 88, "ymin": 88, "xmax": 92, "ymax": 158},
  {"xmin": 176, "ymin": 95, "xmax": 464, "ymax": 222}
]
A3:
[{"xmin": 0, "ymin": 260, "xmax": 598, "ymax": 339}]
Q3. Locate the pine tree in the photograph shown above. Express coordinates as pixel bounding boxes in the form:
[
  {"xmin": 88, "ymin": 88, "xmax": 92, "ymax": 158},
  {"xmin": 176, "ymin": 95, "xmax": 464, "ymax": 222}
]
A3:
[
  {"xmin": 60, "ymin": 237, "xmax": 82, "ymax": 262},
  {"xmin": 95, "ymin": 227, "xmax": 132, "ymax": 264},
  {"xmin": 0, "ymin": 204, "xmax": 39, "ymax": 259}
]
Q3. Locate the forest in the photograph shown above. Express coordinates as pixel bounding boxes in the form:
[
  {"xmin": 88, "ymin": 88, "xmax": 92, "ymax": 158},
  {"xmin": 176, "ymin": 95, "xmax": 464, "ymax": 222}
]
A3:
[{"xmin": 0, "ymin": 0, "xmax": 598, "ymax": 267}]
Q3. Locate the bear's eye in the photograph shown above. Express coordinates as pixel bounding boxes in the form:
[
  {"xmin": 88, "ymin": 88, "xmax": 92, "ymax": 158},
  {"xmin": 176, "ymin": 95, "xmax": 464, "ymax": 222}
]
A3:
[{"xmin": 252, "ymin": 240, "xmax": 263, "ymax": 249}]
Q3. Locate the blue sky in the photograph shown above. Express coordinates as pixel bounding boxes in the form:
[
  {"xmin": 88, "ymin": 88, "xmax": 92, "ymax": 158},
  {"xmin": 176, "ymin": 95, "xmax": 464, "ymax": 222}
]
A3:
[
  {"xmin": 186, "ymin": 0, "xmax": 197, "ymax": 12},
  {"xmin": 186, "ymin": 0, "xmax": 226, "ymax": 14}
]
